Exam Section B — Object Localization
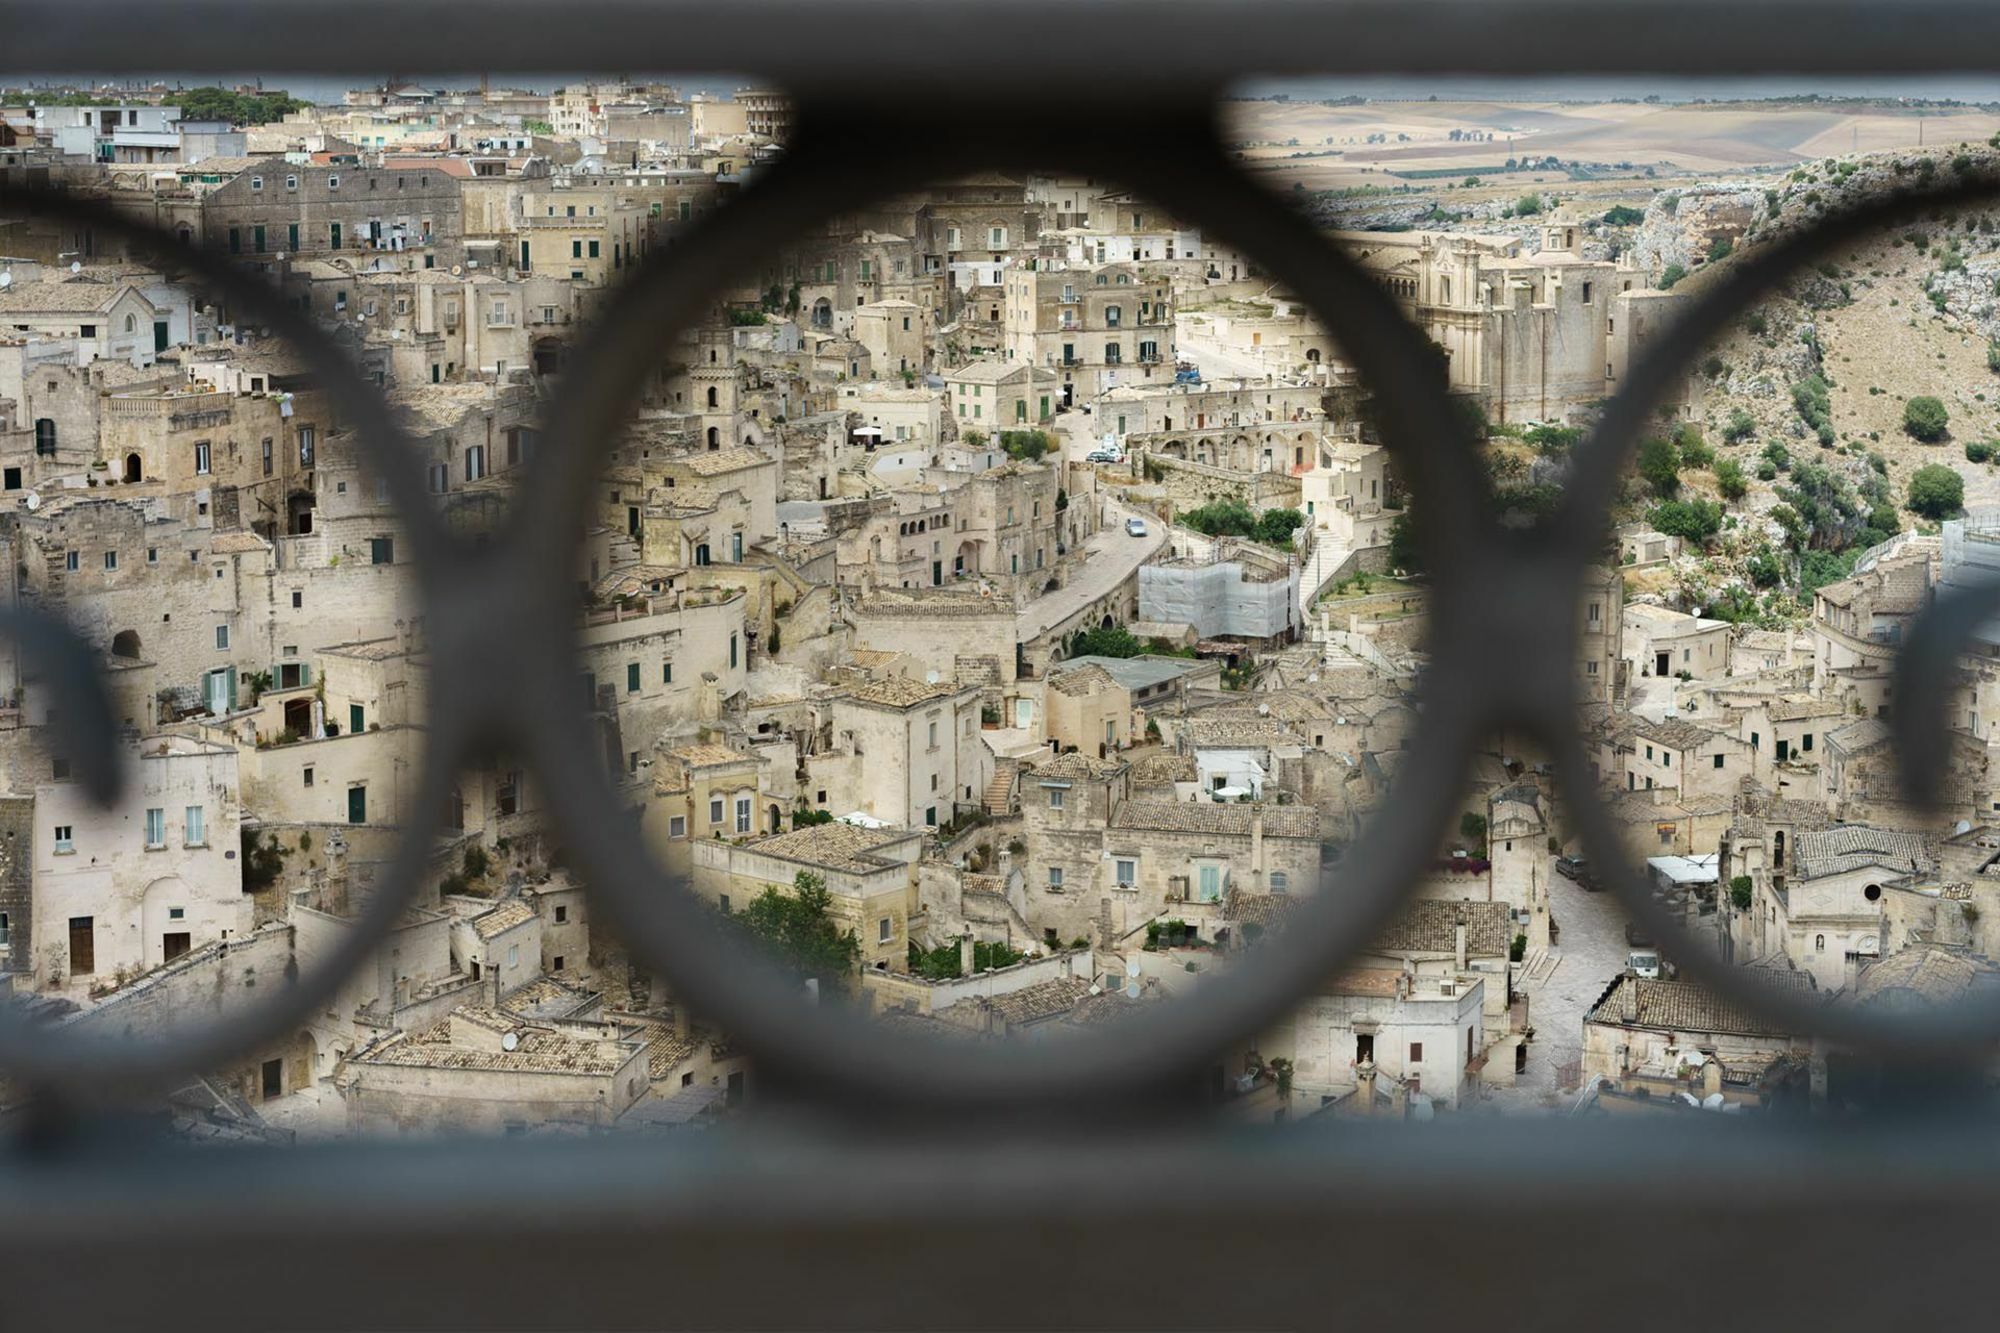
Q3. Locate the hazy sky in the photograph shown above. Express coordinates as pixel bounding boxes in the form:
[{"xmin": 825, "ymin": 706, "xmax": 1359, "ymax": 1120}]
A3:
[{"xmin": 17, "ymin": 73, "xmax": 2000, "ymax": 107}]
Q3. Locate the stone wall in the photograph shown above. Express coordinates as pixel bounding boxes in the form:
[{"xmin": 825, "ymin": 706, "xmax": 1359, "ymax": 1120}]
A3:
[{"xmin": 1147, "ymin": 453, "xmax": 1301, "ymax": 514}]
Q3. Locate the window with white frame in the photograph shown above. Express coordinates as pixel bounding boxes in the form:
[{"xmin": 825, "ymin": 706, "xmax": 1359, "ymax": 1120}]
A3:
[
  {"xmin": 1047, "ymin": 866, "xmax": 1064, "ymax": 890},
  {"xmin": 54, "ymin": 825, "xmax": 74, "ymax": 853},
  {"xmin": 735, "ymin": 796, "xmax": 752, "ymax": 834},
  {"xmin": 709, "ymin": 796, "xmax": 724, "ymax": 825},
  {"xmin": 1048, "ymin": 787, "xmax": 1064, "ymax": 809},
  {"xmin": 144, "ymin": 808, "xmax": 165, "ymax": 848},
  {"xmin": 668, "ymin": 815, "xmax": 686, "ymax": 839},
  {"xmin": 1115, "ymin": 858, "xmax": 1136, "ymax": 887},
  {"xmin": 184, "ymin": 805, "xmax": 205, "ymax": 846},
  {"xmin": 878, "ymin": 917, "xmax": 892, "ymax": 944}
]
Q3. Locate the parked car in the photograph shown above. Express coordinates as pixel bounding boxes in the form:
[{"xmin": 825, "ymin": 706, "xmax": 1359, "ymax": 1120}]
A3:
[
  {"xmin": 1556, "ymin": 854, "xmax": 1600, "ymax": 891},
  {"xmin": 1087, "ymin": 448, "xmax": 1123, "ymax": 463},
  {"xmin": 1627, "ymin": 947, "xmax": 1662, "ymax": 980},
  {"xmin": 1624, "ymin": 921, "xmax": 1653, "ymax": 949},
  {"xmin": 1125, "ymin": 517, "xmax": 1149, "ymax": 537}
]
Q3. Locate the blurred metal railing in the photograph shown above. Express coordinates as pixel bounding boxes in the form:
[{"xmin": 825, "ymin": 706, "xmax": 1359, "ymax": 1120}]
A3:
[{"xmin": 5, "ymin": 3, "xmax": 2000, "ymax": 1328}]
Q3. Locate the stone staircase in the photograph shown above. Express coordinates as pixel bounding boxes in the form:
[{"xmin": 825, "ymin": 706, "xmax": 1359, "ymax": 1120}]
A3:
[
  {"xmin": 982, "ymin": 761, "xmax": 1017, "ymax": 816},
  {"xmin": 1298, "ymin": 530, "xmax": 1351, "ymax": 621}
]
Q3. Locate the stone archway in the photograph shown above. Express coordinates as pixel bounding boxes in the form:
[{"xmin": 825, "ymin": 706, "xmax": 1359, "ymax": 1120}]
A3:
[
  {"xmin": 112, "ymin": 628, "xmax": 142, "ymax": 659},
  {"xmin": 123, "ymin": 452, "xmax": 142, "ymax": 483}
]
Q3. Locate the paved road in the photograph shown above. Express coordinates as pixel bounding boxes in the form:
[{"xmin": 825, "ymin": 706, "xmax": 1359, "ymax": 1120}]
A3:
[
  {"xmin": 1015, "ymin": 497, "xmax": 1167, "ymax": 641},
  {"xmin": 1480, "ymin": 857, "xmax": 1635, "ymax": 1115},
  {"xmin": 1176, "ymin": 333, "xmax": 1278, "ymax": 385}
]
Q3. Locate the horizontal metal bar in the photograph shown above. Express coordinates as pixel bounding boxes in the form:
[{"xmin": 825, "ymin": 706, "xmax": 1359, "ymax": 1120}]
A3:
[
  {"xmin": 2, "ymin": 1114, "xmax": 1995, "ymax": 1330},
  {"xmin": 8, "ymin": 0, "xmax": 2000, "ymax": 84}
]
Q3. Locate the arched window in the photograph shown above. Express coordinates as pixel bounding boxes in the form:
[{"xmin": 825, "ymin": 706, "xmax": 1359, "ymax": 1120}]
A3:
[
  {"xmin": 694, "ymin": 543, "xmax": 711, "ymax": 566},
  {"xmin": 705, "ymin": 426, "xmax": 720, "ymax": 449},
  {"xmin": 34, "ymin": 418, "xmax": 56, "ymax": 456},
  {"xmin": 1815, "ymin": 934, "xmax": 1826, "ymax": 952},
  {"xmin": 706, "ymin": 386, "xmax": 718, "ymax": 408},
  {"xmin": 123, "ymin": 453, "xmax": 142, "ymax": 483},
  {"xmin": 111, "ymin": 629, "xmax": 142, "ymax": 659},
  {"xmin": 124, "ymin": 314, "xmax": 136, "ymax": 333}
]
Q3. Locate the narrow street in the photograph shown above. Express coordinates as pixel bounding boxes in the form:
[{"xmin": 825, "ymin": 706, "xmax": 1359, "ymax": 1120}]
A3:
[
  {"xmin": 1481, "ymin": 857, "xmax": 1634, "ymax": 1114},
  {"xmin": 1014, "ymin": 495, "xmax": 1166, "ymax": 641}
]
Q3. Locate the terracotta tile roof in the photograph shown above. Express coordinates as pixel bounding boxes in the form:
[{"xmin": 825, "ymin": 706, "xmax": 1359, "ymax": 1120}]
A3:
[
  {"xmin": 1793, "ymin": 825, "xmax": 1932, "ymax": 881},
  {"xmin": 471, "ymin": 900, "xmax": 536, "ymax": 940},
  {"xmin": 674, "ymin": 445, "xmax": 769, "ymax": 477},
  {"xmin": 1851, "ymin": 944, "xmax": 2000, "ymax": 1011},
  {"xmin": 742, "ymin": 821, "xmax": 912, "ymax": 874},
  {"xmin": 1048, "ymin": 663, "xmax": 1120, "ymax": 697},
  {"xmin": 1026, "ymin": 750, "xmax": 1127, "ymax": 782},
  {"xmin": 842, "ymin": 676, "xmax": 962, "ymax": 708},
  {"xmin": 1588, "ymin": 974, "xmax": 1815, "ymax": 1038},
  {"xmin": 1111, "ymin": 799, "xmax": 1318, "ymax": 839},
  {"xmin": 1128, "ymin": 751, "xmax": 1197, "ymax": 786},
  {"xmin": 1371, "ymin": 899, "xmax": 1514, "ymax": 957}
]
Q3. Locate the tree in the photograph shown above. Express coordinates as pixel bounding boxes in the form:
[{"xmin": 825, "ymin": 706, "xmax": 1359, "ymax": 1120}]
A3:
[
  {"xmin": 1387, "ymin": 510, "xmax": 1423, "ymax": 575},
  {"xmin": 1602, "ymin": 205, "xmax": 1646, "ymax": 226},
  {"xmin": 175, "ymin": 85, "xmax": 308, "ymax": 126},
  {"xmin": 1637, "ymin": 436, "xmax": 1682, "ymax": 497},
  {"xmin": 733, "ymin": 871, "xmax": 861, "ymax": 988},
  {"xmin": 1904, "ymin": 395, "xmax": 1951, "ymax": 442},
  {"xmin": 998, "ymin": 429, "xmax": 1050, "ymax": 461},
  {"xmin": 1714, "ymin": 458, "xmax": 1749, "ymax": 501},
  {"xmin": 1729, "ymin": 875, "xmax": 1754, "ymax": 911},
  {"xmin": 1648, "ymin": 498, "xmax": 1724, "ymax": 545},
  {"xmin": 1908, "ymin": 463, "xmax": 1966, "ymax": 519},
  {"xmin": 1459, "ymin": 812, "xmax": 1488, "ymax": 844},
  {"xmin": 1513, "ymin": 193, "xmax": 1543, "ymax": 216},
  {"xmin": 1069, "ymin": 625, "xmax": 1144, "ymax": 658},
  {"xmin": 1659, "ymin": 262, "xmax": 1687, "ymax": 290},
  {"xmin": 1722, "ymin": 408, "xmax": 1757, "ymax": 443}
]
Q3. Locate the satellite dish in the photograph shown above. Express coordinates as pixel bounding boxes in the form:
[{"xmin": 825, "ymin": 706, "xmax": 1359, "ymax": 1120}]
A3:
[
  {"xmin": 0, "ymin": 271, "xmax": 11, "ymax": 288},
  {"xmin": 501, "ymin": 1031, "xmax": 519, "ymax": 1051},
  {"xmin": 1125, "ymin": 958, "xmax": 1141, "ymax": 978},
  {"xmin": 451, "ymin": 263, "xmax": 464, "ymax": 276},
  {"xmin": 276, "ymin": 252, "xmax": 288, "ymax": 262},
  {"xmin": 1124, "ymin": 980, "xmax": 1141, "ymax": 999},
  {"xmin": 70, "ymin": 261, "xmax": 83, "ymax": 274},
  {"xmin": 24, "ymin": 492, "xmax": 41, "ymax": 511}
]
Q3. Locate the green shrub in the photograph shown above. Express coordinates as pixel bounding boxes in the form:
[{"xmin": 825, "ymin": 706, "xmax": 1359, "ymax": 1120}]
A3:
[
  {"xmin": 1707, "ymin": 236, "xmax": 1735, "ymax": 262},
  {"xmin": 1909, "ymin": 463, "xmax": 1966, "ymax": 518},
  {"xmin": 1968, "ymin": 440, "xmax": 1997, "ymax": 463},
  {"xmin": 1904, "ymin": 395, "xmax": 1950, "ymax": 442},
  {"xmin": 1647, "ymin": 498, "xmax": 1724, "ymax": 546},
  {"xmin": 1676, "ymin": 423, "xmax": 1712, "ymax": 468},
  {"xmin": 1659, "ymin": 262, "xmax": 1687, "ymax": 290},
  {"xmin": 1729, "ymin": 875, "xmax": 1753, "ymax": 911},
  {"xmin": 1715, "ymin": 459, "xmax": 1749, "ymax": 501},
  {"xmin": 1637, "ymin": 436, "xmax": 1682, "ymax": 496},
  {"xmin": 1722, "ymin": 409, "xmax": 1757, "ymax": 442}
]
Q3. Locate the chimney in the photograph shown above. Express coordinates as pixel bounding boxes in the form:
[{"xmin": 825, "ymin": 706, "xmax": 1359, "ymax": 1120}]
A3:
[
  {"xmin": 1454, "ymin": 917, "xmax": 1468, "ymax": 972},
  {"xmin": 1249, "ymin": 806, "xmax": 1264, "ymax": 872},
  {"xmin": 1620, "ymin": 978, "xmax": 1639, "ymax": 1025},
  {"xmin": 1701, "ymin": 1057, "xmax": 1723, "ymax": 1100},
  {"xmin": 959, "ymin": 935, "xmax": 975, "ymax": 976},
  {"xmin": 673, "ymin": 1004, "xmax": 690, "ymax": 1038}
]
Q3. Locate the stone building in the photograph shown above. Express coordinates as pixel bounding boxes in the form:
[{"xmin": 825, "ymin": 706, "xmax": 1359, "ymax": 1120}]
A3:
[
  {"xmin": 196, "ymin": 163, "xmax": 465, "ymax": 269},
  {"xmin": 27, "ymin": 734, "xmax": 249, "ymax": 1000},
  {"xmin": 1003, "ymin": 261, "xmax": 1173, "ymax": 405},
  {"xmin": 690, "ymin": 820, "xmax": 925, "ymax": 973}
]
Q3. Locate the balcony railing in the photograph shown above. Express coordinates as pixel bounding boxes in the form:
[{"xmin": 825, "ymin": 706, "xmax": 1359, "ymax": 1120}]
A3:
[{"xmin": 9, "ymin": 2, "xmax": 2000, "ymax": 1329}]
